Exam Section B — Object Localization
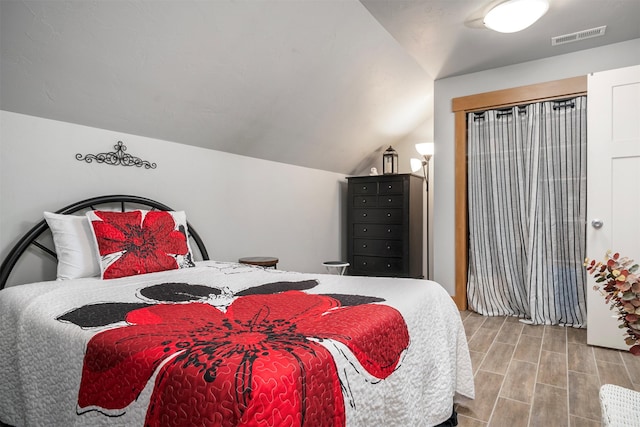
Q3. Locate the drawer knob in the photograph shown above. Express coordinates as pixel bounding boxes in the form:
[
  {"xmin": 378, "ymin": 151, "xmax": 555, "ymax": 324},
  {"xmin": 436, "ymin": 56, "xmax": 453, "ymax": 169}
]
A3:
[
  {"xmin": 388, "ymin": 185, "xmax": 392, "ymax": 189},
  {"xmin": 387, "ymin": 213, "xmax": 391, "ymax": 217},
  {"xmin": 388, "ymin": 198, "xmax": 392, "ymax": 202},
  {"xmin": 362, "ymin": 244, "xmax": 367, "ymax": 248},
  {"xmin": 363, "ymin": 261, "xmax": 368, "ymax": 266},
  {"xmin": 387, "ymin": 229, "xmax": 391, "ymax": 233},
  {"xmin": 362, "ymin": 199, "xmax": 366, "ymax": 203},
  {"xmin": 387, "ymin": 264, "xmax": 391, "ymax": 268},
  {"xmin": 362, "ymin": 213, "xmax": 367, "ymax": 217},
  {"xmin": 363, "ymin": 228, "xmax": 367, "ymax": 232},
  {"xmin": 363, "ymin": 186, "xmax": 367, "ymax": 190},
  {"xmin": 386, "ymin": 246, "xmax": 391, "ymax": 250}
]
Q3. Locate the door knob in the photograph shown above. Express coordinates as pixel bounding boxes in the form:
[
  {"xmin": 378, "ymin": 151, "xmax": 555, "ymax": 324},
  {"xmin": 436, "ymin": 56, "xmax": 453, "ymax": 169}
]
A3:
[{"xmin": 591, "ymin": 219, "xmax": 604, "ymax": 229}]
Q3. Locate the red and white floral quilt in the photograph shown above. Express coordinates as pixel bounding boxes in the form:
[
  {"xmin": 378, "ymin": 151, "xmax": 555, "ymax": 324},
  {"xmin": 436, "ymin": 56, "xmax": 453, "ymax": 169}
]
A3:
[{"xmin": 0, "ymin": 261, "xmax": 474, "ymax": 426}]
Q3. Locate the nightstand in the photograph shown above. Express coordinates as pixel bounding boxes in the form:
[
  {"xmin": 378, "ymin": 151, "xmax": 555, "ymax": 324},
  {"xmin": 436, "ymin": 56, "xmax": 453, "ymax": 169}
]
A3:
[{"xmin": 238, "ymin": 257, "xmax": 279, "ymax": 269}]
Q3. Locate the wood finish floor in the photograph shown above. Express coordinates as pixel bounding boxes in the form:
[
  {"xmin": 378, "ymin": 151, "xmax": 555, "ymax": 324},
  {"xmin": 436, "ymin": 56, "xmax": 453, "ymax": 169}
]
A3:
[{"xmin": 455, "ymin": 310, "xmax": 640, "ymax": 427}]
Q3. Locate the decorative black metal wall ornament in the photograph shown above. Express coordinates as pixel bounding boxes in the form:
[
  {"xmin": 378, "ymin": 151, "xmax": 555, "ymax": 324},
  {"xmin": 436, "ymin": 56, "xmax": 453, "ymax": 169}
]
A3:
[{"xmin": 76, "ymin": 141, "xmax": 157, "ymax": 169}]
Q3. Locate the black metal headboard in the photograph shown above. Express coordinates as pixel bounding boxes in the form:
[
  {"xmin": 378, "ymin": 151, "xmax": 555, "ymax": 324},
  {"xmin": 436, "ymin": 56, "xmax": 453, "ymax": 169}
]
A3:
[{"xmin": 0, "ymin": 195, "xmax": 210, "ymax": 290}]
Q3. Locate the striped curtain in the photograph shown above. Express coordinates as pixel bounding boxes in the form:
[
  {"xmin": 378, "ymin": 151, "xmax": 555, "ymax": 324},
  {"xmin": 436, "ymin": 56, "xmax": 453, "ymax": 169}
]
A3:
[{"xmin": 467, "ymin": 96, "xmax": 587, "ymax": 326}]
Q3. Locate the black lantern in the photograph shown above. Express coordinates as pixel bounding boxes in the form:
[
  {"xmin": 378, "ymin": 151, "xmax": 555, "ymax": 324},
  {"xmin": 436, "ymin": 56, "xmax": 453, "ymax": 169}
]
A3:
[{"xmin": 382, "ymin": 146, "xmax": 398, "ymax": 175}]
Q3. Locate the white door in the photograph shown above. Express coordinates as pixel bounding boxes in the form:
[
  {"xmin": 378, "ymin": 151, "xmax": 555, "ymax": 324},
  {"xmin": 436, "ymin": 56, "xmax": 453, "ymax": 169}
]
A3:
[{"xmin": 586, "ymin": 65, "xmax": 640, "ymax": 350}]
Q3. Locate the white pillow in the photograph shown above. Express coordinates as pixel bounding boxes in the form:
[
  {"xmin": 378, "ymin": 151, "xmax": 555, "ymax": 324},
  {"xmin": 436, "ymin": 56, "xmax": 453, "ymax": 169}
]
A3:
[{"xmin": 44, "ymin": 211, "xmax": 101, "ymax": 280}]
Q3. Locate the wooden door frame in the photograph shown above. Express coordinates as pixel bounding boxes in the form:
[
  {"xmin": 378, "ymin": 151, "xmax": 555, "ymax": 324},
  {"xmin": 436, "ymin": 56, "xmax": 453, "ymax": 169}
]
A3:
[{"xmin": 451, "ymin": 76, "xmax": 588, "ymax": 310}]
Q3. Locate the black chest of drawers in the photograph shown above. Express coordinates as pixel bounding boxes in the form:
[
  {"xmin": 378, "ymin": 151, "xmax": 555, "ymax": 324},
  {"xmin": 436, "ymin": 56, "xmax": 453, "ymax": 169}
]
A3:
[{"xmin": 346, "ymin": 174, "xmax": 423, "ymax": 278}]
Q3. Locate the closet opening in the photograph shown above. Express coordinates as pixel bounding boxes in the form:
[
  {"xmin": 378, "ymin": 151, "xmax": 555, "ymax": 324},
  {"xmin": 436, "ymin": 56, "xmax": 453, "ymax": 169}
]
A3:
[{"xmin": 451, "ymin": 76, "xmax": 587, "ymax": 311}]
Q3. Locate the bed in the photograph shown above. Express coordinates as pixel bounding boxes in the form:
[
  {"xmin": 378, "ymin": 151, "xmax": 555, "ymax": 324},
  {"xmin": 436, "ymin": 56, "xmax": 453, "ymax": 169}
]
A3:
[{"xmin": 0, "ymin": 195, "xmax": 474, "ymax": 427}]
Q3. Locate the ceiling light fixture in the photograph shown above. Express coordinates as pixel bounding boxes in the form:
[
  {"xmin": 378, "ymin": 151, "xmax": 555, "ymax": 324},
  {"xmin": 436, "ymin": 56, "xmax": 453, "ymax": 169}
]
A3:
[{"xmin": 484, "ymin": 0, "xmax": 549, "ymax": 33}]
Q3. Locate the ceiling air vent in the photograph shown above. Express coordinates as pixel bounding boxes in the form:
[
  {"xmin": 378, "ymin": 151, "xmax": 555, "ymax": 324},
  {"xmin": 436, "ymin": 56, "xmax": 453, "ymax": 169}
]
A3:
[{"xmin": 551, "ymin": 26, "xmax": 606, "ymax": 46}]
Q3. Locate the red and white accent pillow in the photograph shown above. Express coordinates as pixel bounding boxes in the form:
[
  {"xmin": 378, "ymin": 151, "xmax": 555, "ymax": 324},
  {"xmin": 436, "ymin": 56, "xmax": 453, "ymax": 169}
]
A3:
[{"xmin": 86, "ymin": 210, "xmax": 195, "ymax": 279}]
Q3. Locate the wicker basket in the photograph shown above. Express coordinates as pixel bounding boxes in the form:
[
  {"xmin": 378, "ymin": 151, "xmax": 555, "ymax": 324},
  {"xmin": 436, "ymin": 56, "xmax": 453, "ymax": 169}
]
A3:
[{"xmin": 600, "ymin": 384, "xmax": 640, "ymax": 426}]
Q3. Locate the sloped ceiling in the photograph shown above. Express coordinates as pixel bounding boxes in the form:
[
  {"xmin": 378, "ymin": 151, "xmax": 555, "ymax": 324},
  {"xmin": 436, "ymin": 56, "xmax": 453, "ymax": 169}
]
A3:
[
  {"xmin": 0, "ymin": 0, "xmax": 431, "ymax": 174},
  {"xmin": 1, "ymin": 0, "xmax": 639, "ymax": 174}
]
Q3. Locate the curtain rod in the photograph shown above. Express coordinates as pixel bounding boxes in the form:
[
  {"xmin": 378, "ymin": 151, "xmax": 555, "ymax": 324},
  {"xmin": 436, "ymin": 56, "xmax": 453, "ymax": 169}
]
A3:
[{"xmin": 472, "ymin": 96, "xmax": 579, "ymax": 120}]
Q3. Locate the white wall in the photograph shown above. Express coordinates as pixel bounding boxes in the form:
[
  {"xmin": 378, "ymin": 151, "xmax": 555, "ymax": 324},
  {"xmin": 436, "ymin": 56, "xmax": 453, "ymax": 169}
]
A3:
[
  {"xmin": 0, "ymin": 111, "xmax": 347, "ymax": 286},
  {"xmin": 432, "ymin": 38, "xmax": 640, "ymax": 296}
]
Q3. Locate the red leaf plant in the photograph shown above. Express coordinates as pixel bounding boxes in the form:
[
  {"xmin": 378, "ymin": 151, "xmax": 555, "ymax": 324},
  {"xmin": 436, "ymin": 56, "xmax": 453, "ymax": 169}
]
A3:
[{"xmin": 585, "ymin": 251, "xmax": 640, "ymax": 356}]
